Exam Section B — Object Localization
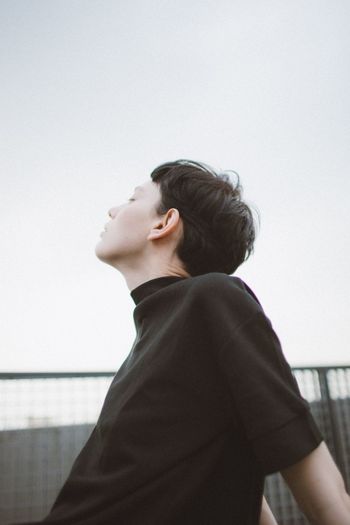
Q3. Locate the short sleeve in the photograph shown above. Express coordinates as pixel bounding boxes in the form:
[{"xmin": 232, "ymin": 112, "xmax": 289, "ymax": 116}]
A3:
[{"xmin": 218, "ymin": 310, "xmax": 324, "ymax": 475}]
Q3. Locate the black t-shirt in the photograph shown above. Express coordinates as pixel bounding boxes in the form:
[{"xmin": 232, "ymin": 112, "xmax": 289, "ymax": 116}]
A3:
[{"xmin": 13, "ymin": 272, "xmax": 324, "ymax": 525}]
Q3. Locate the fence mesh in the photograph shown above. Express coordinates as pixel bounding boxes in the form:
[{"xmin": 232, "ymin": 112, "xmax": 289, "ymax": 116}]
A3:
[{"xmin": 1, "ymin": 367, "xmax": 349, "ymax": 524}]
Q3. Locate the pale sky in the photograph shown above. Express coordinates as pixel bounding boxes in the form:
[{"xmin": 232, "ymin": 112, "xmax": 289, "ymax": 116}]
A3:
[{"xmin": 1, "ymin": 0, "xmax": 349, "ymax": 371}]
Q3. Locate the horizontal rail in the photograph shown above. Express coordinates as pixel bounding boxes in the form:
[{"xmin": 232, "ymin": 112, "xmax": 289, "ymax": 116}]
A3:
[
  {"xmin": 1, "ymin": 365, "xmax": 350, "ymax": 380},
  {"xmin": 0, "ymin": 371, "xmax": 116, "ymax": 379}
]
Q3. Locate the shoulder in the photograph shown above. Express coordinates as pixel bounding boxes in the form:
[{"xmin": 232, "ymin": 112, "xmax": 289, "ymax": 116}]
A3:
[
  {"xmin": 185, "ymin": 272, "xmax": 265, "ymax": 326},
  {"xmin": 188, "ymin": 272, "xmax": 262, "ymax": 308}
]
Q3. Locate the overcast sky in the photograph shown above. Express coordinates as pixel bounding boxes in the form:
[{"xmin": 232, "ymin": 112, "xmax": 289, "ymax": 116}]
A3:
[{"xmin": 1, "ymin": 0, "xmax": 349, "ymax": 372}]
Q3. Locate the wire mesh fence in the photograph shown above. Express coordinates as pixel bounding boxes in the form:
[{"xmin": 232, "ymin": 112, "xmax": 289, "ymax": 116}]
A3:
[
  {"xmin": 0, "ymin": 366, "xmax": 349, "ymax": 524},
  {"xmin": 264, "ymin": 366, "xmax": 350, "ymax": 525},
  {"xmin": 0, "ymin": 372, "xmax": 114, "ymax": 524}
]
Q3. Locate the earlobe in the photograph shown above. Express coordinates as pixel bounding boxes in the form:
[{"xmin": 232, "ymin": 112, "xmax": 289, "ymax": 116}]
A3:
[
  {"xmin": 148, "ymin": 226, "xmax": 165, "ymax": 240},
  {"xmin": 146, "ymin": 220, "xmax": 166, "ymax": 241}
]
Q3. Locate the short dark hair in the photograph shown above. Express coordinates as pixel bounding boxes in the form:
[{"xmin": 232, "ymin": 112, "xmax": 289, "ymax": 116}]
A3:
[{"xmin": 150, "ymin": 159, "xmax": 260, "ymax": 276}]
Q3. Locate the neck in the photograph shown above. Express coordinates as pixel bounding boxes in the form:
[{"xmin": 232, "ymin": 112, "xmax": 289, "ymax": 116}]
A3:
[{"xmin": 121, "ymin": 265, "xmax": 191, "ymax": 292}]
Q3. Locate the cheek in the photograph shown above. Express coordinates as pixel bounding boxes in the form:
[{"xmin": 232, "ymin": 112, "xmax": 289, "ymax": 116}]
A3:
[{"xmin": 109, "ymin": 211, "xmax": 148, "ymax": 241}]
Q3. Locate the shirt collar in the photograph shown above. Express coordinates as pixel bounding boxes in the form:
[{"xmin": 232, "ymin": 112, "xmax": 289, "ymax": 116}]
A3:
[{"xmin": 130, "ymin": 276, "xmax": 188, "ymax": 305}]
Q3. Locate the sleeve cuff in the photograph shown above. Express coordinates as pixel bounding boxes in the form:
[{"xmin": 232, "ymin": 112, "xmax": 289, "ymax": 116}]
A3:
[{"xmin": 252, "ymin": 409, "xmax": 324, "ymax": 475}]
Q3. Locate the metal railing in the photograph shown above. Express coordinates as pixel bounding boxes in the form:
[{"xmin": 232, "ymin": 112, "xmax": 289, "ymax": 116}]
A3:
[
  {"xmin": 264, "ymin": 366, "xmax": 350, "ymax": 524},
  {"xmin": 1, "ymin": 366, "xmax": 349, "ymax": 525}
]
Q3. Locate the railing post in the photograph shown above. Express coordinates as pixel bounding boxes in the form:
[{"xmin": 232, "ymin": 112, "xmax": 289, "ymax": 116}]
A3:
[{"xmin": 317, "ymin": 367, "xmax": 348, "ymax": 492}]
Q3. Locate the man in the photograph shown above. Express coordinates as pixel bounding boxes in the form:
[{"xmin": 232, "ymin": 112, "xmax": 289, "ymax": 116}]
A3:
[{"xmin": 14, "ymin": 159, "xmax": 350, "ymax": 524}]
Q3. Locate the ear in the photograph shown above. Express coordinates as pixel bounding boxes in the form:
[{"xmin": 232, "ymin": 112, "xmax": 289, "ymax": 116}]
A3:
[{"xmin": 147, "ymin": 208, "xmax": 181, "ymax": 241}]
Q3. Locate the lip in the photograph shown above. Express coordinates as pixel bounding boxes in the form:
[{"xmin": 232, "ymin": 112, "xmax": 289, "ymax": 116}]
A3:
[{"xmin": 101, "ymin": 223, "xmax": 109, "ymax": 236}]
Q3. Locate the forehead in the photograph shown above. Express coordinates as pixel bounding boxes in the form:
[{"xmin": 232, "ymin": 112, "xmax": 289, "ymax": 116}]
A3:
[{"xmin": 134, "ymin": 180, "xmax": 159, "ymax": 196}]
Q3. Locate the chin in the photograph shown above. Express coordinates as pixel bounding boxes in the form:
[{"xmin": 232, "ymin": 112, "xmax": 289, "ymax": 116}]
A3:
[
  {"xmin": 94, "ymin": 241, "xmax": 108, "ymax": 261},
  {"xmin": 94, "ymin": 241, "xmax": 119, "ymax": 266}
]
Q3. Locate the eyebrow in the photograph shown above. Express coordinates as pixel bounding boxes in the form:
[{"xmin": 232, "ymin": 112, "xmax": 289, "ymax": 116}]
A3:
[{"xmin": 134, "ymin": 186, "xmax": 143, "ymax": 192}]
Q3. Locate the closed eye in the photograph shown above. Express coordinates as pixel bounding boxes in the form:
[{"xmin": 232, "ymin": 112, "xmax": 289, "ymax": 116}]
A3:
[{"xmin": 128, "ymin": 198, "xmax": 135, "ymax": 202}]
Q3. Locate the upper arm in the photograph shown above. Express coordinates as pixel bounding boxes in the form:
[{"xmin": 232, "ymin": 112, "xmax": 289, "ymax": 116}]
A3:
[
  {"xmin": 216, "ymin": 309, "xmax": 324, "ymax": 474},
  {"xmin": 280, "ymin": 441, "xmax": 348, "ymax": 521}
]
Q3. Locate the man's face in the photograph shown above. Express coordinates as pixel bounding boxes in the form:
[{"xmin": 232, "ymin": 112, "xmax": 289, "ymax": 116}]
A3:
[{"xmin": 95, "ymin": 179, "xmax": 164, "ymax": 267}]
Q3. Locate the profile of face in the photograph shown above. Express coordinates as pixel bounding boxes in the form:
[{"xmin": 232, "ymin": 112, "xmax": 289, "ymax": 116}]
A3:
[{"xmin": 95, "ymin": 179, "xmax": 178, "ymax": 270}]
